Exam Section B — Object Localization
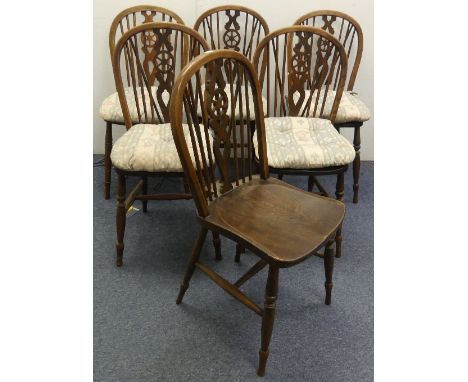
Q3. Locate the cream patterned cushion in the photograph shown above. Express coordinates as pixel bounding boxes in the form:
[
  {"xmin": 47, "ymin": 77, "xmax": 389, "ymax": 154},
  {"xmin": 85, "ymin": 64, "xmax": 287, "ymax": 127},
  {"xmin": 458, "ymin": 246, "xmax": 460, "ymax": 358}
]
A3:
[
  {"xmin": 295, "ymin": 90, "xmax": 370, "ymax": 124},
  {"xmin": 100, "ymin": 87, "xmax": 169, "ymax": 124},
  {"xmin": 199, "ymin": 84, "xmax": 267, "ymax": 120},
  {"xmin": 253, "ymin": 117, "xmax": 355, "ymax": 169},
  {"xmin": 110, "ymin": 123, "xmax": 213, "ymax": 172}
]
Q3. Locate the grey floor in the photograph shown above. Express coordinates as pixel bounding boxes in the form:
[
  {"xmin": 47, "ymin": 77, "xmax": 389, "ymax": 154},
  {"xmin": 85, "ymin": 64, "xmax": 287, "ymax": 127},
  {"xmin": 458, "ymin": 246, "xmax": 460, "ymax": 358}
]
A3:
[{"xmin": 94, "ymin": 156, "xmax": 373, "ymax": 382}]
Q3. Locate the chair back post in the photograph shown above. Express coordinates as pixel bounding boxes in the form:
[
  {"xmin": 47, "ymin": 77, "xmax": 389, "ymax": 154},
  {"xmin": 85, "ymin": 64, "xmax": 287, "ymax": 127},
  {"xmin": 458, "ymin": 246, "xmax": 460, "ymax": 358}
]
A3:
[
  {"xmin": 194, "ymin": 5, "xmax": 269, "ymax": 60},
  {"xmin": 294, "ymin": 10, "xmax": 362, "ymax": 91},
  {"xmin": 169, "ymin": 50, "xmax": 268, "ymax": 218},
  {"xmin": 253, "ymin": 26, "xmax": 348, "ymax": 123},
  {"xmin": 112, "ymin": 22, "xmax": 209, "ymax": 130}
]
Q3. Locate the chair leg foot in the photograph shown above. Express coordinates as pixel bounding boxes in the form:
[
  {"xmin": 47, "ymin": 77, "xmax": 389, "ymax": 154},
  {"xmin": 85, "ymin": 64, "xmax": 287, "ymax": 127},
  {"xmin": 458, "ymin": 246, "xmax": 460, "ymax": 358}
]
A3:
[
  {"xmin": 115, "ymin": 173, "xmax": 126, "ymax": 267},
  {"xmin": 257, "ymin": 266, "xmax": 279, "ymax": 377},
  {"xmin": 176, "ymin": 228, "xmax": 208, "ymax": 304},
  {"xmin": 104, "ymin": 122, "xmax": 112, "ymax": 200},
  {"xmin": 176, "ymin": 285, "xmax": 188, "ymax": 305},
  {"xmin": 212, "ymin": 232, "xmax": 222, "ymax": 261},
  {"xmin": 324, "ymin": 241, "xmax": 335, "ymax": 305},
  {"xmin": 257, "ymin": 350, "xmax": 270, "ymax": 377}
]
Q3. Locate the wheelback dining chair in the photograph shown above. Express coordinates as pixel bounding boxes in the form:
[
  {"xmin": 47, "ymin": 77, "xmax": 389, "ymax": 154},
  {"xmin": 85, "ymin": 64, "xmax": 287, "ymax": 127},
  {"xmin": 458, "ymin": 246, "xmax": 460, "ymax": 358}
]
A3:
[
  {"xmin": 194, "ymin": 5, "xmax": 270, "ymax": 260},
  {"xmin": 252, "ymin": 26, "xmax": 355, "ymax": 258},
  {"xmin": 100, "ymin": 6, "xmax": 184, "ymax": 200},
  {"xmin": 294, "ymin": 11, "xmax": 370, "ymax": 203},
  {"xmin": 110, "ymin": 22, "xmax": 226, "ymax": 267},
  {"xmin": 169, "ymin": 49, "xmax": 346, "ymax": 377}
]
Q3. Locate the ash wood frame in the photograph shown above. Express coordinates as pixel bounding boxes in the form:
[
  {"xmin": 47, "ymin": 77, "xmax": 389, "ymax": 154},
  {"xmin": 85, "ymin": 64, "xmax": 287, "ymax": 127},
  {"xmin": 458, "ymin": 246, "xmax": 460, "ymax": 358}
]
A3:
[
  {"xmin": 294, "ymin": 10, "xmax": 365, "ymax": 203},
  {"xmin": 170, "ymin": 49, "xmax": 345, "ymax": 377},
  {"xmin": 103, "ymin": 6, "xmax": 185, "ymax": 200},
  {"xmin": 110, "ymin": 22, "xmax": 225, "ymax": 266},
  {"xmin": 252, "ymin": 25, "xmax": 349, "ymax": 257}
]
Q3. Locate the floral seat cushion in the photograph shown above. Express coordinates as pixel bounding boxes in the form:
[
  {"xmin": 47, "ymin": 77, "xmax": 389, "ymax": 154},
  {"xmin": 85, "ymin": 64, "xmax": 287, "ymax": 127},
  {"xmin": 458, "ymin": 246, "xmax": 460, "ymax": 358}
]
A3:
[
  {"xmin": 253, "ymin": 117, "xmax": 355, "ymax": 169},
  {"xmin": 110, "ymin": 123, "xmax": 213, "ymax": 172},
  {"xmin": 294, "ymin": 90, "xmax": 370, "ymax": 124},
  {"xmin": 100, "ymin": 87, "xmax": 170, "ymax": 124}
]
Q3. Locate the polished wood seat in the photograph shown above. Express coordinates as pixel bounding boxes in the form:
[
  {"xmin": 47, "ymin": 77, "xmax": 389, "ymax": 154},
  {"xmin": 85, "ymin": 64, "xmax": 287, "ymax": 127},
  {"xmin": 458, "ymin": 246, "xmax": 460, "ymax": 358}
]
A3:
[
  {"xmin": 170, "ymin": 49, "xmax": 348, "ymax": 377},
  {"xmin": 204, "ymin": 177, "xmax": 344, "ymax": 266}
]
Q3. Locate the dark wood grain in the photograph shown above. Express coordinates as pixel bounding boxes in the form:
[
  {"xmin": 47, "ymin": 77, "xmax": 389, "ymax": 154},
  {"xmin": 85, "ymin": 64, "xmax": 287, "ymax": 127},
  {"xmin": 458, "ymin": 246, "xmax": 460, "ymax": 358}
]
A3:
[{"xmin": 170, "ymin": 49, "xmax": 346, "ymax": 376}]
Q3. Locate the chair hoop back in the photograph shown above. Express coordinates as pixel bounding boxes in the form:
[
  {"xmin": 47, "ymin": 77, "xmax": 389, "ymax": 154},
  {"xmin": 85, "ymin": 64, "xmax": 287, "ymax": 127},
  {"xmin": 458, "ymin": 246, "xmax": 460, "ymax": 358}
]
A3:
[
  {"xmin": 112, "ymin": 22, "xmax": 209, "ymax": 129},
  {"xmin": 194, "ymin": 5, "xmax": 269, "ymax": 60},
  {"xmin": 109, "ymin": 6, "xmax": 185, "ymax": 55},
  {"xmin": 294, "ymin": 10, "xmax": 362, "ymax": 91},
  {"xmin": 169, "ymin": 50, "xmax": 269, "ymax": 217},
  {"xmin": 253, "ymin": 26, "xmax": 348, "ymax": 122}
]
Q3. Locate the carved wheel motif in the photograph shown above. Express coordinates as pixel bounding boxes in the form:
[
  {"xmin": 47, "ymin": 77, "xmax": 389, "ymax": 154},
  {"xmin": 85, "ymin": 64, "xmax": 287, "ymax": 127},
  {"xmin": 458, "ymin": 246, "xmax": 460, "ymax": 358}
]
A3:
[
  {"xmin": 155, "ymin": 52, "xmax": 174, "ymax": 74},
  {"xmin": 292, "ymin": 52, "xmax": 309, "ymax": 75},
  {"xmin": 142, "ymin": 30, "xmax": 156, "ymax": 48},
  {"xmin": 210, "ymin": 89, "xmax": 229, "ymax": 118},
  {"xmin": 204, "ymin": 59, "xmax": 232, "ymax": 193},
  {"xmin": 223, "ymin": 29, "xmax": 241, "ymax": 49},
  {"xmin": 288, "ymin": 32, "xmax": 313, "ymax": 116}
]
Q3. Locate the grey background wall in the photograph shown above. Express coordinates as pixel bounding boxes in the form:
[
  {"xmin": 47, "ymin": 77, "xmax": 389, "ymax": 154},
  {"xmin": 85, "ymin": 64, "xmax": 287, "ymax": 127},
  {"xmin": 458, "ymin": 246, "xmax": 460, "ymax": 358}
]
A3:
[{"xmin": 93, "ymin": 0, "xmax": 374, "ymax": 159}]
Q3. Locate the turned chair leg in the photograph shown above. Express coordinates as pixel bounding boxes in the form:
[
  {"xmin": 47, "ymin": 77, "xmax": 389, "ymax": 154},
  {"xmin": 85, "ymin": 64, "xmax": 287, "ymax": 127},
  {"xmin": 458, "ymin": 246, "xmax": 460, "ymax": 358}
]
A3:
[
  {"xmin": 258, "ymin": 265, "xmax": 279, "ymax": 377},
  {"xmin": 212, "ymin": 232, "xmax": 222, "ymax": 261},
  {"xmin": 116, "ymin": 173, "xmax": 126, "ymax": 267},
  {"xmin": 324, "ymin": 241, "xmax": 335, "ymax": 305},
  {"xmin": 353, "ymin": 126, "xmax": 361, "ymax": 204},
  {"xmin": 176, "ymin": 227, "xmax": 208, "ymax": 304},
  {"xmin": 141, "ymin": 176, "xmax": 148, "ymax": 212},
  {"xmin": 335, "ymin": 172, "xmax": 344, "ymax": 258},
  {"xmin": 104, "ymin": 121, "xmax": 113, "ymax": 200},
  {"xmin": 235, "ymin": 243, "xmax": 246, "ymax": 263}
]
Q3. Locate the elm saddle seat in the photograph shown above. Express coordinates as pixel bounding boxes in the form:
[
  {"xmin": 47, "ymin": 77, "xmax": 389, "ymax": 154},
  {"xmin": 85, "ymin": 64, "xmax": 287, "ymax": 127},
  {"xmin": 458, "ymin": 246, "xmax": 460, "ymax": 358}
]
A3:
[{"xmin": 203, "ymin": 177, "xmax": 345, "ymax": 266}]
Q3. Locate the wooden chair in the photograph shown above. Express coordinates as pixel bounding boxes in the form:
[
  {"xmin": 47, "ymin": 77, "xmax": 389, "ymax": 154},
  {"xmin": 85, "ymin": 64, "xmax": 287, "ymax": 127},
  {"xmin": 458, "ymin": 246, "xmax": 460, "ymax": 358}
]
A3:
[
  {"xmin": 110, "ymin": 22, "xmax": 226, "ymax": 266},
  {"xmin": 169, "ymin": 49, "xmax": 346, "ymax": 377},
  {"xmin": 194, "ymin": 5, "xmax": 270, "ymax": 260},
  {"xmin": 294, "ymin": 11, "xmax": 369, "ymax": 203},
  {"xmin": 194, "ymin": 5, "xmax": 269, "ymax": 59},
  {"xmin": 252, "ymin": 26, "xmax": 355, "ymax": 258},
  {"xmin": 100, "ymin": 6, "xmax": 184, "ymax": 200}
]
